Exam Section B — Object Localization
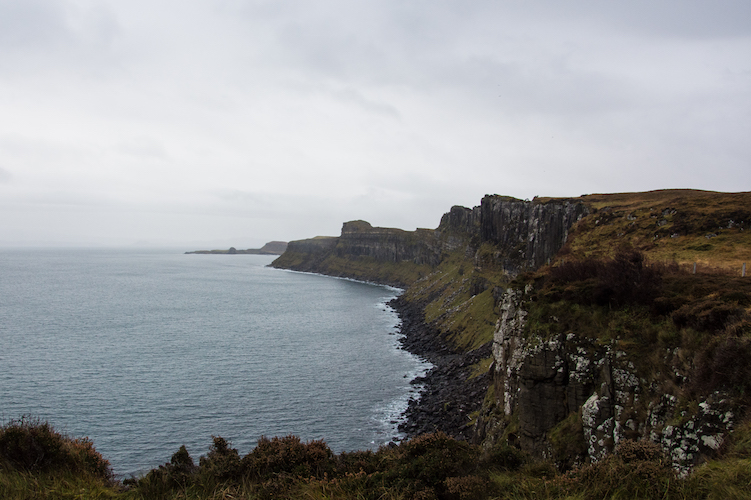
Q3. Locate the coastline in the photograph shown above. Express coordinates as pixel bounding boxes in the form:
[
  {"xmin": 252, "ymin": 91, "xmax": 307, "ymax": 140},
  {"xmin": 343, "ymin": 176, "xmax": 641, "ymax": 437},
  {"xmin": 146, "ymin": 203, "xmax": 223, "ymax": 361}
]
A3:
[{"xmin": 389, "ymin": 296, "xmax": 491, "ymax": 442}]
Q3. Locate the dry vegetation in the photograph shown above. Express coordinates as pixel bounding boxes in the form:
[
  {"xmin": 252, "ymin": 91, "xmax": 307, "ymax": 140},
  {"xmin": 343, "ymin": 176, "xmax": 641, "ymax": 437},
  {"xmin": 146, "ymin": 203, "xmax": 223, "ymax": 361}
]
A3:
[
  {"xmin": 561, "ymin": 189, "xmax": 751, "ymax": 274},
  {"xmin": 3, "ymin": 419, "xmax": 751, "ymax": 499}
]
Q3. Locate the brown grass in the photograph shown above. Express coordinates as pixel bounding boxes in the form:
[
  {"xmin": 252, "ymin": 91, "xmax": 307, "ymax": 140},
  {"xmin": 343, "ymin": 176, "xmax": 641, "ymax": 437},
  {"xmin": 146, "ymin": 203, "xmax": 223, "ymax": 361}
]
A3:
[{"xmin": 547, "ymin": 189, "xmax": 751, "ymax": 273}]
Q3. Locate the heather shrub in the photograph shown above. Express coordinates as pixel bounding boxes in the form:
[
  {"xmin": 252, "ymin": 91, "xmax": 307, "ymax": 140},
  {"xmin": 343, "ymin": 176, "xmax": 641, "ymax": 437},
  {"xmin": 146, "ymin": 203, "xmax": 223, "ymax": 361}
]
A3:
[
  {"xmin": 132, "ymin": 444, "xmax": 198, "ymax": 495},
  {"xmin": 443, "ymin": 474, "xmax": 491, "ymax": 500},
  {"xmin": 547, "ymin": 250, "xmax": 662, "ymax": 308},
  {"xmin": 241, "ymin": 435, "xmax": 334, "ymax": 480},
  {"xmin": 65, "ymin": 435, "xmax": 113, "ymax": 481},
  {"xmin": 549, "ymin": 257, "xmax": 601, "ymax": 283},
  {"xmin": 672, "ymin": 299, "xmax": 742, "ymax": 332},
  {"xmin": 0, "ymin": 417, "xmax": 111, "ymax": 480},
  {"xmin": 198, "ymin": 436, "xmax": 241, "ymax": 481},
  {"xmin": 568, "ymin": 439, "xmax": 675, "ymax": 499},
  {"xmin": 520, "ymin": 459, "xmax": 557, "ymax": 479},
  {"xmin": 382, "ymin": 432, "xmax": 482, "ymax": 497},
  {"xmin": 691, "ymin": 334, "xmax": 751, "ymax": 397},
  {"xmin": 592, "ymin": 250, "xmax": 662, "ymax": 307},
  {"xmin": 479, "ymin": 442, "xmax": 526, "ymax": 472},
  {"xmin": 0, "ymin": 418, "xmax": 64, "ymax": 472},
  {"xmin": 615, "ymin": 439, "xmax": 666, "ymax": 463},
  {"xmin": 333, "ymin": 448, "xmax": 379, "ymax": 475}
]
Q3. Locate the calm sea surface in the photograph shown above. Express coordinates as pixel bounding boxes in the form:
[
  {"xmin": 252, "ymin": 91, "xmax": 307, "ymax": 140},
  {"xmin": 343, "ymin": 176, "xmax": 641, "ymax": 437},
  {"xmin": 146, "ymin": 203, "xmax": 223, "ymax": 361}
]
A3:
[{"xmin": 0, "ymin": 249, "xmax": 429, "ymax": 477}]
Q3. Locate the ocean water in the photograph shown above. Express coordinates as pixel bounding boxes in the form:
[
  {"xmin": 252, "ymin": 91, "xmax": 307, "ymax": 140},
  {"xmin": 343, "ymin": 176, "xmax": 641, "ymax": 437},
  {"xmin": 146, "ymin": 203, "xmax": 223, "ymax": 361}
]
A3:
[{"xmin": 0, "ymin": 248, "xmax": 429, "ymax": 477}]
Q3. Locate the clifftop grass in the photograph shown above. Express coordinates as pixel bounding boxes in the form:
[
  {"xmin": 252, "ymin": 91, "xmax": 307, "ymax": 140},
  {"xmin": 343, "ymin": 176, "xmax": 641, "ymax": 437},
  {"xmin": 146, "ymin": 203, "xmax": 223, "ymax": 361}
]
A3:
[{"xmin": 561, "ymin": 189, "xmax": 751, "ymax": 273}]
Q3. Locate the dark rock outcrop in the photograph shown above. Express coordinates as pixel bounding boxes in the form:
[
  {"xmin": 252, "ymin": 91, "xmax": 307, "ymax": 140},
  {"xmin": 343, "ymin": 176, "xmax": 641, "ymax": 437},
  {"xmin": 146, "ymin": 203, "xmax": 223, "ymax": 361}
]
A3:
[
  {"xmin": 478, "ymin": 196, "xmax": 588, "ymax": 273},
  {"xmin": 335, "ymin": 221, "xmax": 441, "ymax": 266},
  {"xmin": 481, "ymin": 286, "xmax": 736, "ymax": 475},
  {"xmin": 278, "ymin": 237, "xmax": 338, "ymax": 267}
]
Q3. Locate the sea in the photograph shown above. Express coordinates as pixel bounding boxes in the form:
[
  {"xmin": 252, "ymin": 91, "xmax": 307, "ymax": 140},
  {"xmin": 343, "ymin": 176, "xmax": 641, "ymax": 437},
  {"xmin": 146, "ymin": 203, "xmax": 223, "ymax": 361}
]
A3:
[{"xmin": 0, "ymin": 248, "xmax": 430, "ymax": 478}]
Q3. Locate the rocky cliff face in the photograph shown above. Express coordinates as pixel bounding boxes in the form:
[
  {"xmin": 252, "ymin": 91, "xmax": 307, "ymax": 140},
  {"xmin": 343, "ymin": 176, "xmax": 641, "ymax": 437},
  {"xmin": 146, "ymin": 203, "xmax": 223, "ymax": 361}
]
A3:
[
  {"xmin": 273, "ymin": 190, "xmax": 749, "ymax": 476},
  {"xmin": 478, "ymin": 196, "xmax": 588, "ymax": 272},
  {"xmin": 334, "ymin": 221, "xmax": 442, "ymax": 266},
  {"xmin": 485, "ymin": 287, "xmax": 736, "ymax": 475},
  {"xmin": 273, "ymin": 196, "xmax": 588, "ymax": 280},
  {"xmin": 274, "ymin": 237, "xmax": 339, "ymax": 271}
]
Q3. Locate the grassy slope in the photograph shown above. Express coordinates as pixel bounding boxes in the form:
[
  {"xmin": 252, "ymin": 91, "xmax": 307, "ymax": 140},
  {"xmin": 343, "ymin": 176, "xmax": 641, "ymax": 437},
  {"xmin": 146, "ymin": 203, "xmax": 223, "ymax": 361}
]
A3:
[
  {"xmin": 404, "ymin": 249, "xmax": 505, "ymax": 353},
  {"xmin": 562, "ymin": 189, "xmax": 751, "ymax": 272}
]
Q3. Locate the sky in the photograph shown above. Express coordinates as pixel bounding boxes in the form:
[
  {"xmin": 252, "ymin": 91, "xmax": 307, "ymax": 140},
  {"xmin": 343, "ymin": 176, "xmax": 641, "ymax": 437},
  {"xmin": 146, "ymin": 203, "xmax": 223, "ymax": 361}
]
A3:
[{"xmin": 1, "ymin": 1, "xmax": 749, "ymax": 248}]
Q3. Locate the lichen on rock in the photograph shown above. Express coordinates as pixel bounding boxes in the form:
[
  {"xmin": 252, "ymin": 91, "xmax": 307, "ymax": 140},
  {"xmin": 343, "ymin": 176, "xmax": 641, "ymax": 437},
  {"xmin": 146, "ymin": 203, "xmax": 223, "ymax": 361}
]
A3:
[{"xmin": 484, "ymin": 284, "xmax": 738, "ymax": 474}]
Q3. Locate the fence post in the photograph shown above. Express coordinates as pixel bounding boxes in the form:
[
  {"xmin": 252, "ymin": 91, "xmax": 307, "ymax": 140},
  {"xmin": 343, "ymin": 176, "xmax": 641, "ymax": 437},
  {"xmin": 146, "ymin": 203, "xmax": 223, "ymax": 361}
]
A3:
[
  {"xmin": 693, "ymin": 262, "xmax": 697, "ymax": 275},
  {"xmin": 744, "ymin": 262, "xmax": 747, "ymax": 277}
]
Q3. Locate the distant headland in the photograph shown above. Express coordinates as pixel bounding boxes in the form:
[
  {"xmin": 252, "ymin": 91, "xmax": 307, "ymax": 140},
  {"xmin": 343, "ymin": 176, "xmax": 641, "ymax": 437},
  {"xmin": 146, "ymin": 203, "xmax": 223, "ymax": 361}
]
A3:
[{"xmin": 185, "ymin": 240, "xmax": 287, "ymax": 255}]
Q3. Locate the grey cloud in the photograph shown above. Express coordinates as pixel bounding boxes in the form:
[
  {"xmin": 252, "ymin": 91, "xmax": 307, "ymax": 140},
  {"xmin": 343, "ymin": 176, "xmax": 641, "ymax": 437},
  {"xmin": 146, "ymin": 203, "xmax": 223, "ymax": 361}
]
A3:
[
  {"xmin": 582, "ymin": 1, "xmax": 751, "ymax": 39},
  {"xmin": 494, "ymin": 1, "xmax": 751, "ymax": 39},
  {"xmin": 118, "ymin": 137, "xmax": 168, "ymax": 160},
  {"xmin": 331, "ymin": 88, "xmax": 401, "ymax": 118},
  {"xmin": 0, "ymin": 0, "xmax": 71, "ymax": 49},
  {"xmin": 426, "ymin": 55, "xmax": 635, "ymax": 118},
  {"xmin": 0, "ymin": 0, "xmax": 121, "ymax": 76},
  {"xmin": 223, "ymin": 1, "xmax": 476, "ymax": 87},
  {"xmin": 0, "ymin": 166, "xmax": 12, "ymax": 183}
]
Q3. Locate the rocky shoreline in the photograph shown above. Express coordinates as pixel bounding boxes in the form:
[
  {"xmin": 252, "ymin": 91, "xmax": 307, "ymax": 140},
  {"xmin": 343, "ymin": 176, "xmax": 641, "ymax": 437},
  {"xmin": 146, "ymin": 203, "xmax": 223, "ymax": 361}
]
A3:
[{"xmin": 389, "ymin": 296, "xmax": 491, "ymax": 442}]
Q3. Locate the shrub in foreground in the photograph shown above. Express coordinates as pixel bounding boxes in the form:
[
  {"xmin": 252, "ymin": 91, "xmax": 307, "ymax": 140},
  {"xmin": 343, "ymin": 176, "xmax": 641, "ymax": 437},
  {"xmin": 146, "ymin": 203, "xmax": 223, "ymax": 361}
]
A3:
[
  {"xmin": 242, "ymin": 434, "xmax": 334, "ymax": 480},
  {"xmin": 0, "ymin": 416, "xmax": 111, "ymax": 481},
  {"xmin": 566, "ymin": 439, "xmax": 676, "ymax": 499}
]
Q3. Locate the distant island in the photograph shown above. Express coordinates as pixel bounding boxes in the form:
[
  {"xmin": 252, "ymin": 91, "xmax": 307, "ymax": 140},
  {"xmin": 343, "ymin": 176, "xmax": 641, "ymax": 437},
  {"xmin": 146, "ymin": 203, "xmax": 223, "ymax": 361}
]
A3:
[{"xmin": 185, "ymin": 241, "xmax": 288, "ymax": 255}]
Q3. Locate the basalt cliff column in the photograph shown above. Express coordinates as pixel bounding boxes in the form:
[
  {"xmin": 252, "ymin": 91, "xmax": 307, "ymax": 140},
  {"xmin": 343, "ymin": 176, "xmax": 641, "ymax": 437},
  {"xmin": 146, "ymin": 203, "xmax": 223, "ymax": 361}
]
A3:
[
  {"xmin": 477, "ymin": 196, "xmax": 587, "ymax": 273},
  {"xmin": 335, "ymin": 220, "xmax": 442, "ymax": 266}
]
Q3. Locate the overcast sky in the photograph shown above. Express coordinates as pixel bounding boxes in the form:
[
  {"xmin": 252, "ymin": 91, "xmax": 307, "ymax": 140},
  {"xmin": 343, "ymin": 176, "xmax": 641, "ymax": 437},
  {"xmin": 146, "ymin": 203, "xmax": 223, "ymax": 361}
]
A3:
[{"xmin": 1, "ymin": 1, "xmax": 749, "ymax": 248}]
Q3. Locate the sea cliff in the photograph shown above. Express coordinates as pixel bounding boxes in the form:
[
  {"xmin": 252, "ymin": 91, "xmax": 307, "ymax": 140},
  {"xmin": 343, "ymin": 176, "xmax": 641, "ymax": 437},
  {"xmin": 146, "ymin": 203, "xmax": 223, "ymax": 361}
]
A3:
[
  {"xmin": 272, "ymin": 195, "xmax": 587, "ymax": 285},
  {"xmin": 272, "ymin": 189, "xmax": 751, "ymax": 474}
]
